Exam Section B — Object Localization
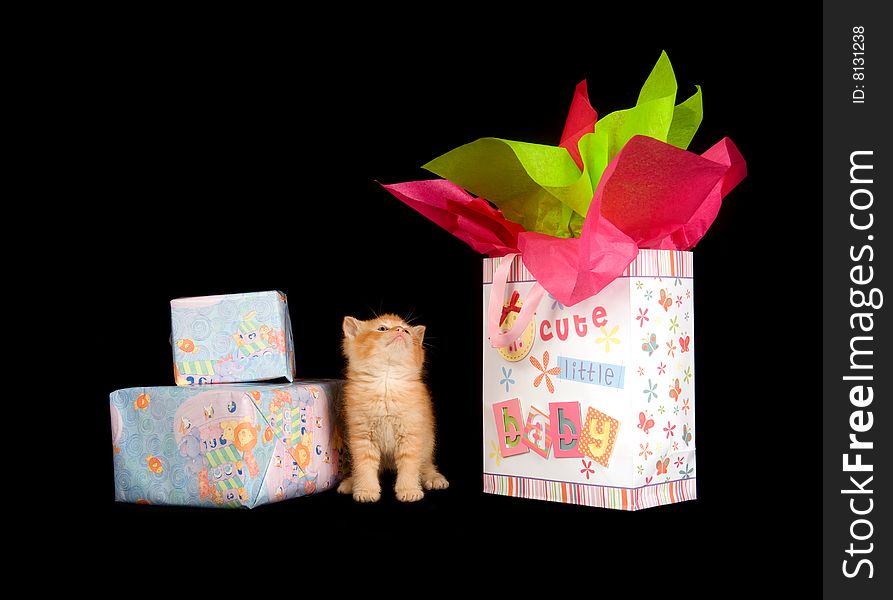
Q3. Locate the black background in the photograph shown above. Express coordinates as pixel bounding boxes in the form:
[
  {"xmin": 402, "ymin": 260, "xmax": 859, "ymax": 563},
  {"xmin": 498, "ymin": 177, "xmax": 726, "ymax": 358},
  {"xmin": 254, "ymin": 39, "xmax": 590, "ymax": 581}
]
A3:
[{"xmin": 84, "ymin": 9, "xmax": 819, "ymax": 586}]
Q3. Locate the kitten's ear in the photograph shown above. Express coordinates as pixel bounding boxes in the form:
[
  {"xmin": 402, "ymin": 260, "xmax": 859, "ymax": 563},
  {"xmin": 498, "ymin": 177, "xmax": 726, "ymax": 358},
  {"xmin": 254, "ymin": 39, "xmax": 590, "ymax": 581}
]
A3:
[
  {"xmin": 411, "ymin": 325, "xmax": 426, "ymax": 343},
  {"xmin": 343, "ymin": 316, "xmax": 362, "ymax": 339}
]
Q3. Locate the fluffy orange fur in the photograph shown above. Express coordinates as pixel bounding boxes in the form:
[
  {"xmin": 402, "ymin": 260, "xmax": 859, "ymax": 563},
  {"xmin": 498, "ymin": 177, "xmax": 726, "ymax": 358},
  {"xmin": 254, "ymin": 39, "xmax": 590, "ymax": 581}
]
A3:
[{"xmin": 338, "ymin": 314, "xmax": 449, "ymax": 502}]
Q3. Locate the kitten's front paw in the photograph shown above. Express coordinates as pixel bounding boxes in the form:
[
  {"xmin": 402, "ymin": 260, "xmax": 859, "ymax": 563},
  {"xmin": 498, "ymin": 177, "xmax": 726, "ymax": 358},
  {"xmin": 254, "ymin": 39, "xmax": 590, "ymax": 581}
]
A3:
[
  {"xmin": 395, "ymin": 486, "xmax": 424, "ymax": 502},
  {"xmin": 423, "ymin": 474, "xmax": 449, "ymax": 490},
  {"xmin": 337, "ymin": 477, "xmax": 353, "ymax": 494},
  {"xmin": 352, "ymin": 488, "xmax": 381, "ymax": 503}
]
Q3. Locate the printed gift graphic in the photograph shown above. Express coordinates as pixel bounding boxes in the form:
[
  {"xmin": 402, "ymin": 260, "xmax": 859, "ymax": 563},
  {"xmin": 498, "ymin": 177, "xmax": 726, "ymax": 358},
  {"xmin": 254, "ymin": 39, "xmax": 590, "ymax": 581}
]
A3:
[
  {"xmin": 170, "ymin": 290, "xmax": 295, "ymax": 385},
  {"xmin": 110, "ymin": 381, "xmax": 345, "ymax": 508},
  {"xmin": 381, "ymin": 51, "xmax": 745, "ymax": 509}
]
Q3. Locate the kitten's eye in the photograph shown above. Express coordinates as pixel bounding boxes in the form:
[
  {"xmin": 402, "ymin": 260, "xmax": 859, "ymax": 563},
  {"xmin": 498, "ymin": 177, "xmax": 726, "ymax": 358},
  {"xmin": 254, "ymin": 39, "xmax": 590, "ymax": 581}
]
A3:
[{"xmin": 377, "ymin": 326, "xmax": 388, "ymax": 332}]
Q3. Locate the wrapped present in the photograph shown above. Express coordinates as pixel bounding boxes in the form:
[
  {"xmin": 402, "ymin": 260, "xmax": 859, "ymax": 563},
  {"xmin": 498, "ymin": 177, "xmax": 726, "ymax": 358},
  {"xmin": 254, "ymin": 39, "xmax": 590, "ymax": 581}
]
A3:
[
  {"xmin": 170, "ymin": 290, "xmax": 295, "ymax": 385},
  {"xmin": 109, "ymin": 381, "xmax": 345, "ymax": 508}
]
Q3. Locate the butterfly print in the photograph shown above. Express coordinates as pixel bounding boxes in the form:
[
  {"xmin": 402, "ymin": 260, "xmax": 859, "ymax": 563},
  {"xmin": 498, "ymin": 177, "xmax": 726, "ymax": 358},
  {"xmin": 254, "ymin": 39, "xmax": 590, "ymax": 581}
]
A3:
[
  {"xmin": 642, "ymin": 333, "xmax": 659, "ymax": 356},
  {"xmin": 681, "ymin": 423, "xmax": 693, "ymax": 446},
  {"xmin": 637, "ymin": 411, "xmax": 656, "ymax": 434},
  {"xmin": 669, "ymin": 379, "xmax": 682, "ymax": 402}
]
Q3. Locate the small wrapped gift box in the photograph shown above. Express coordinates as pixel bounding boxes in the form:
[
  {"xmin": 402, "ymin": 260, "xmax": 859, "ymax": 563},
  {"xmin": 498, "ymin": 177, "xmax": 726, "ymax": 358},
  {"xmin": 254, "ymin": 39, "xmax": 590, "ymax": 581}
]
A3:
[
  {"xmin": 170, "ymin": 290, "xmax": 295, "ymax": 385},
  {"xmin": 110, "ymin": 381, "xmax": 344, "ymax": 508}
]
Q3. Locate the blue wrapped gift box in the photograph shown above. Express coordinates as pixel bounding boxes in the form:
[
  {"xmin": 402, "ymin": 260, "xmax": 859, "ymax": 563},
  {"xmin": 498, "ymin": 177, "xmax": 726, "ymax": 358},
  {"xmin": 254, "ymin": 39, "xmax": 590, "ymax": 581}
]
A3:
[
  {"xmin": 110, "ymin": 381, "xmax": 344, "ymax": 508},
  {"xmin": 170, "ymin": 290, "xmax": 295, "ymax": 386}
]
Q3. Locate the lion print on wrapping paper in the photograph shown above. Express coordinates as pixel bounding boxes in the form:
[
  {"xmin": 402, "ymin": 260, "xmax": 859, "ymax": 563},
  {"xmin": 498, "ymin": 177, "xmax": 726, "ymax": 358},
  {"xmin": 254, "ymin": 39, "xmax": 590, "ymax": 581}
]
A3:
[
  {"xmin": 289, "ymin": 442, "xmax": 312, "ymax": 471},
  {"xmin": 233, "ymin": 421, "xmax": 260, "ymax": 477}
]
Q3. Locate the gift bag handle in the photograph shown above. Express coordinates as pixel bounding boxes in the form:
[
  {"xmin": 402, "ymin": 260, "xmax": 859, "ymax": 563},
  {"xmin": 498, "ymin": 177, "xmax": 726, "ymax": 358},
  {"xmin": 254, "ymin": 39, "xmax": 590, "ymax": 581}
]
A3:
[{"xmin": 487, "ymin": 253, "xmax": 545, "ymax": 348}]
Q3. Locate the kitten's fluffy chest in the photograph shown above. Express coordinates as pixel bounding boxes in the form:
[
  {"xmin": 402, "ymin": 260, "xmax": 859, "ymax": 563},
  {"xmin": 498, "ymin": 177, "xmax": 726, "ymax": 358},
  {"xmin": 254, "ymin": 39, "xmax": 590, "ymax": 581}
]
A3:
[
  {"xmin": 350, "ymin": 365, "xmax": 422, "ymax": 414},
  {"xmin": 348, "ymin": 366, "xmax": 427, "ymax": 463}
]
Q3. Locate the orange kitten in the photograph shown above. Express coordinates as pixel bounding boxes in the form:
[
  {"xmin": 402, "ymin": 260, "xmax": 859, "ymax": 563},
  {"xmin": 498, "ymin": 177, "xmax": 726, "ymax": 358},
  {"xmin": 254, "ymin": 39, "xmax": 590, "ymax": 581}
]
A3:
[{"xmin": 338, "ymin": 314, "xmax": 449, "ymax": 502}]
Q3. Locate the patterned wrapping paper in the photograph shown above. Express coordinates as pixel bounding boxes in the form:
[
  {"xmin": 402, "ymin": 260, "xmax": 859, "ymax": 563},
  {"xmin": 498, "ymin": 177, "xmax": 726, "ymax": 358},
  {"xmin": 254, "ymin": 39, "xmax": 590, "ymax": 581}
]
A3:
[
  {"xmin": 110, "ymin": 381, "xmax": 345, "ymax": 508},
  {"xmin": 483, "ymin": 249, "xmax": 696, "ymax": 510},
  {"xmin": 170, "ymin": 290, "xmax": 295, "ymax": 386}
]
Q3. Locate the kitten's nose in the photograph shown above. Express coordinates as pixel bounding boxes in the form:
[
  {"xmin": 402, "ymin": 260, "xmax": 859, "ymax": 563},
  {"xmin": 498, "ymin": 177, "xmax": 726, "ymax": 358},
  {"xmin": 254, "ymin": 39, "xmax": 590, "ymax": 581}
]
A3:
[{"xmin": 394, "ymin": 326, "xmax": 408, "ymax": 334}]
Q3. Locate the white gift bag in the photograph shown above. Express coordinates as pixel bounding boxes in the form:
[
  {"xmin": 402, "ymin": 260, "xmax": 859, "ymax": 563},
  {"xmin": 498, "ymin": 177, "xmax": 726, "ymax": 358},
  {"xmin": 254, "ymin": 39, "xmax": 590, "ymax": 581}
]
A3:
[{"xmin": 483, "ymin": 249, "xmax": 696, "ymax": 510}]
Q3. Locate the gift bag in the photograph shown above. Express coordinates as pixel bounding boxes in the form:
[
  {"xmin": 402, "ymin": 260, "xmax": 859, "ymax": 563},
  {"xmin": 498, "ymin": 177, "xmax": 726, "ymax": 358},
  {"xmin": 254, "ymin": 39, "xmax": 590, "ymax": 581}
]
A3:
[
  {"xmin": 482, "ymin": 251, "xmax": 695, "ymax": 510},
  {"xmin": 379, "ymin": 52, "xmax": 747, "ymax": 509}
]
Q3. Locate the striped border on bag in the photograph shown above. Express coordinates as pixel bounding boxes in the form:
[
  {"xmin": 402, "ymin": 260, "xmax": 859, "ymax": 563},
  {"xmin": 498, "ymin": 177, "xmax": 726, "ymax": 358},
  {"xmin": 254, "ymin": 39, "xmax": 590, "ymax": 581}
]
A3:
[
  {"xmin": 624, "ymin": 249, "xmax": 693, "ymax": 279},
  {"xmin": 482, "ymin": 474, "xmax": 696, "ymax": 511},
  {"xmin": 483, "ymin": 255, "xmax": 535, "ymax": 283},
  {"xmin": 483, "ymin": 249, "xmax": 693, "ymax": 284}
]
